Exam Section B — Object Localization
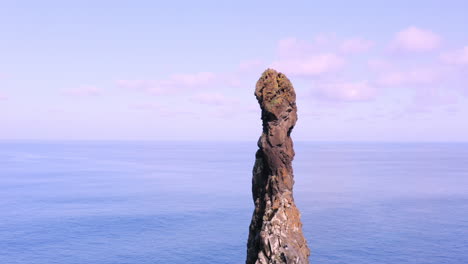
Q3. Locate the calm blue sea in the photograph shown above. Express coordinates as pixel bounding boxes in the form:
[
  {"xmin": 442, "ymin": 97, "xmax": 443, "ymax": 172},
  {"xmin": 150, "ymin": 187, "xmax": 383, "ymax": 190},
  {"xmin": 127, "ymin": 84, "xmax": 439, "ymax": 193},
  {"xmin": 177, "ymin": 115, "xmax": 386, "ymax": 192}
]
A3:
[{"xmin": 0, "ymin": 141, "xmax": 467, "ymax": 264}]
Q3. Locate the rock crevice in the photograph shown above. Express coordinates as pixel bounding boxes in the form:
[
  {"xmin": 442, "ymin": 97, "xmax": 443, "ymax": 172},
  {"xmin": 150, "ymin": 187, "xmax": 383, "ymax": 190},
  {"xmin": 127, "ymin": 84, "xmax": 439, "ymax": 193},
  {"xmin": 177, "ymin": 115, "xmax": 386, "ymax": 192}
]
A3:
[{"xmin": 246, "ymin": 69, "xmax": 310, "ymax": 264}]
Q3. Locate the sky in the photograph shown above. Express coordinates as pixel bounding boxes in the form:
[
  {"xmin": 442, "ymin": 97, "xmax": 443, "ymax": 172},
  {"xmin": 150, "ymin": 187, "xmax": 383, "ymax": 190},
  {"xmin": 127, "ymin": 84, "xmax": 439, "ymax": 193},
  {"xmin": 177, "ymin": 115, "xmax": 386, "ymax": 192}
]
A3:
[{"xmin": 1, "ymin": 0, "xmax": 468, "ymax": 141}]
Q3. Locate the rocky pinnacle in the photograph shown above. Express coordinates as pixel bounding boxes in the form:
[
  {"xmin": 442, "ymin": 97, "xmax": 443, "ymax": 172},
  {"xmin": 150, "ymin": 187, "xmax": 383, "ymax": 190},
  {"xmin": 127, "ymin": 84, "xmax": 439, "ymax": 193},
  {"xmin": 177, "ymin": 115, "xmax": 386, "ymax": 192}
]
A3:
[{"xmin": 246, "ymin": 69, "xmax": 310, "ymax": 264}]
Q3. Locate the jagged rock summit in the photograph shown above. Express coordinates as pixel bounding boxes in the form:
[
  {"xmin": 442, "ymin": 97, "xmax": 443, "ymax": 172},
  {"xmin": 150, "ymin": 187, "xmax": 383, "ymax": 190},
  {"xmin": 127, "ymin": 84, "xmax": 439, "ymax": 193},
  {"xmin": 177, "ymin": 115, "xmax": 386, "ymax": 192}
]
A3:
[{"xmin": 246, "ymin": 69, "xmax": 310, "ymax": 264}]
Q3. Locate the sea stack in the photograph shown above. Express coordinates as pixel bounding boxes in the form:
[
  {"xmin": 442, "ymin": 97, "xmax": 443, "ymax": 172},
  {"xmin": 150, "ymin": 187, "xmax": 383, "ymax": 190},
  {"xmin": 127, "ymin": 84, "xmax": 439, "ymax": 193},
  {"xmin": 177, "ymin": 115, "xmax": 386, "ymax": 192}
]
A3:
[{"xmin": 246, "ymin": 69, "xmax": 310, "ymax": 264}]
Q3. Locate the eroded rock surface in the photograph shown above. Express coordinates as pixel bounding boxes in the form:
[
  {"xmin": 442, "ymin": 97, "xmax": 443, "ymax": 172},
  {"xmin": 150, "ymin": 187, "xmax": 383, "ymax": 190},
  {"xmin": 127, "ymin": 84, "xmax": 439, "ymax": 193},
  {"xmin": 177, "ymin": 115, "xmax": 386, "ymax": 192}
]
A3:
[{"xmin": 246, "ymin": 69, "xmax": 310, "ymax": 264}]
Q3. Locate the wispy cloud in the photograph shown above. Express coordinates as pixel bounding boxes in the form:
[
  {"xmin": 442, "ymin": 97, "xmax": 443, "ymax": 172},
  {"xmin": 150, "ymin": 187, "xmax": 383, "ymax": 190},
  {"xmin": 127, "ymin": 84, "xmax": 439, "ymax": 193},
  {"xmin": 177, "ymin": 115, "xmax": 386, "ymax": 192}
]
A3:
[
  {"xmin": 272, "ymin": 53, "xmax": 345, "ymax": 77},
  {"xmin": 268, "ymin": 36, "xmax": 379, "ymax": 102},
  {"xmin": 440, "ymin": 46, "xmax": 468, "ymax": 66},
  {"xmin": 376, "ymin": 67, "xmax": 444, "ymax": 86},
  {"xmin": 119, "ymin": 28, "xmax": 462, "ymax": 109},
  {"xmin": 312, "ymin": 81, "xmax": 377, "ymax": 101},
  {"xmin": 273, "ymin": 35, "xmax": 374, "ymax": 77},
  {"xmin": 390, "ymin": 26, "xmax": 441, "ymax": 52}
]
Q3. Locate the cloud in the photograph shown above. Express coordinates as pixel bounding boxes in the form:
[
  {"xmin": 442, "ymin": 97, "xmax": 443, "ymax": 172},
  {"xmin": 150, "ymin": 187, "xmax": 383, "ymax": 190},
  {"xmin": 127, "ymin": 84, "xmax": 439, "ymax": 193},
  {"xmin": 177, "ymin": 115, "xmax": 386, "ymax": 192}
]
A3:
[
  {"xmin": 272, "ymin": 36, "xmax": 347, "ymax": 77},
  {"xmin": 271, "ymin": 53, "xmax": 345, "ymax": 77},
  {"xmin": 440, "ymin": 46, "xmax": 468, "ymax": 66},
  {"xmin": 117, "ymin": 72, "xmax": 216, "ymax": 94},
  {"xmin": 62, "ymin": 85, "xmax": 101, "ymax": 96},
  {"xmin": 391, "ymin": 26, "xmax": 441, "ymax": 52},
  {"xmin": 312, "ymin": 81, "xmax": 377, "ymax": 101},
  {"xmin": 191, "ymin": 92, "xmax": 239, "ymax": 105},
  {"xmin": 340, "ymin": 37, "xmax": 374, "ymax": 54},
  {"xmin": 376, "ymin": 67, "xmax": 443, "ymax": 86}
]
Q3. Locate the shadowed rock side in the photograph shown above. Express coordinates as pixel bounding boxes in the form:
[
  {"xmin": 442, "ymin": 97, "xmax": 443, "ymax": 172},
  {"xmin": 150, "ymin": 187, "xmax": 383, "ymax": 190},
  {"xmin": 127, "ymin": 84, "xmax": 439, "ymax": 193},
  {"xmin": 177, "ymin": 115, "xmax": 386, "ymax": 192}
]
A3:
[{"xmin": 246, "ymin": 69, "xmax": 310, "ymax": 264}]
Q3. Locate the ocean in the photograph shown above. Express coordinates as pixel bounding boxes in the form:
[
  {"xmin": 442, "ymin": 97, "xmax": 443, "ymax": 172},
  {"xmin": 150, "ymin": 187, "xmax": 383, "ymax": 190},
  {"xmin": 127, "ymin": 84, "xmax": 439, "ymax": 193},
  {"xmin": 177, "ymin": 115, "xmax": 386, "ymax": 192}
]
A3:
[{"xmin": 0, "ymin": 141, "xmax": 467, "ymax": 264}]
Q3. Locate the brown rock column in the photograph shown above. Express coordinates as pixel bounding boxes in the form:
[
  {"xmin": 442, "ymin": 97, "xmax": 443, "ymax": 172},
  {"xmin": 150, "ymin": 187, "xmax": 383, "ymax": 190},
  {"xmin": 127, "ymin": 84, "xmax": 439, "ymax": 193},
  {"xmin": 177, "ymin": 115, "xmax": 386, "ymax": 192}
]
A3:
[{"xmin": 246, "ymin": 69, "xmax": 310, "ymax": 264}]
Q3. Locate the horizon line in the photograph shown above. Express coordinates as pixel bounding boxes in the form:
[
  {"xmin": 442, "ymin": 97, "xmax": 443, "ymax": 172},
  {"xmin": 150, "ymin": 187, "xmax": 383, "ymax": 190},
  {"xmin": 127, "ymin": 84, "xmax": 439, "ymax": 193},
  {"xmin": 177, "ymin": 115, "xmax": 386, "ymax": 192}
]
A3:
[{"xmin": 1, "ymin": 139, "xmax": 467, "ymax": 144}]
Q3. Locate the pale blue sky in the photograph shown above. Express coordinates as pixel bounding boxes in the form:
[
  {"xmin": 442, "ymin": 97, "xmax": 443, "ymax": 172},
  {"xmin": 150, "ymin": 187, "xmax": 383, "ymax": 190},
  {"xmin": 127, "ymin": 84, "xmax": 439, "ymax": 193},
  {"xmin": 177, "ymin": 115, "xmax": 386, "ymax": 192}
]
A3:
[{"xmin": 1, "ymin": 0, "xmax": 468, "ymax": 141}]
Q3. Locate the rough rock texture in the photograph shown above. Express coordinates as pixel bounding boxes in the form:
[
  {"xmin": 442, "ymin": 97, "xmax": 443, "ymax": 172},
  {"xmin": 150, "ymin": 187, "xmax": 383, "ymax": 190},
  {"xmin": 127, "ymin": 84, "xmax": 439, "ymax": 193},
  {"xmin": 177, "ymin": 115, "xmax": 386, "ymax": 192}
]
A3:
[{"xmin": 246, "ymin": 69, "xmax": 310, "ymax": 264}]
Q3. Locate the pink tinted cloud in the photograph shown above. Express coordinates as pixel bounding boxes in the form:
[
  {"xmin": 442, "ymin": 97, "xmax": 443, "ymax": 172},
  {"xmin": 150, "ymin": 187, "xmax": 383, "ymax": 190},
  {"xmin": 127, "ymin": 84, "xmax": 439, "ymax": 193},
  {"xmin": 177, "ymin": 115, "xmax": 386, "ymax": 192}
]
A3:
[
  {"xmin": 340, "ymin": 37, "xmax": 374, "ymax": 54},
  {"xmin": 274, "ymin": 36, "xmax": 345, "ymax": 77},
  {"xmin": 312, "ymin": 81, "xmax": 377, "ymax": 101},
  {"xmin": 390, "ymin": 26, "xmax": 441, "ymax": 52},
  {"xmin": 271, "ymin": 53, "xmax": 345, "ymax": 77},
  {"xmin": 62, "ymin": 85, "xmax": 101, "ymax": 96},
  {"xmin": 440, "ymin": 46, "xmax": 468, "ymax": 66},
  {"xmin": 376, "ymin": 68, "xmax": 444, "ymax": 86},
  {"xmin": 191, "ymin": 92, "xmax": 239, "ymax": 105},
  {"xmin": 117, "ymin": 72, "xmax": 216, "ymax": 94}
]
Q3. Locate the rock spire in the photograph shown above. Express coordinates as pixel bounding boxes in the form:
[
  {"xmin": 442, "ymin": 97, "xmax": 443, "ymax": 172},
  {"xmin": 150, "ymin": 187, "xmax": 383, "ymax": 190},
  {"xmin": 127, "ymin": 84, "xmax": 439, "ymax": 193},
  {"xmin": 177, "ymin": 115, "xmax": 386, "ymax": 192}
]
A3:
[{"xmin": 246, "ymin": 69, "xmax": 310, "ymax": 264}]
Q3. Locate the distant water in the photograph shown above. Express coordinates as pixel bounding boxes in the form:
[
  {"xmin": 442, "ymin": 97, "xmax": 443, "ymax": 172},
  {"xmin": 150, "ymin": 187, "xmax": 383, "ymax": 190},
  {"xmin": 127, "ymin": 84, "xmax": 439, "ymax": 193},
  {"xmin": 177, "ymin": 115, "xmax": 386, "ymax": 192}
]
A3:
[{"xmin": 1, "ymin": 141, "xmax": 467, "ymax": 264}]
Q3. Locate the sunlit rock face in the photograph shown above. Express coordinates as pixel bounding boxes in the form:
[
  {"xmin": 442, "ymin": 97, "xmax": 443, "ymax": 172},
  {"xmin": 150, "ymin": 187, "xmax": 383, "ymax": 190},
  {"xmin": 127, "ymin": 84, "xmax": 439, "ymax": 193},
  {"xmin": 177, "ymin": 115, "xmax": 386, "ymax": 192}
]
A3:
[{"xmin": 246, "ymin": 69, "xmax": 310, "ymax": 264}]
